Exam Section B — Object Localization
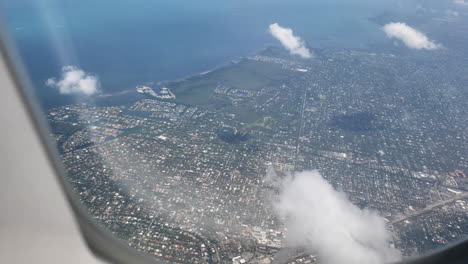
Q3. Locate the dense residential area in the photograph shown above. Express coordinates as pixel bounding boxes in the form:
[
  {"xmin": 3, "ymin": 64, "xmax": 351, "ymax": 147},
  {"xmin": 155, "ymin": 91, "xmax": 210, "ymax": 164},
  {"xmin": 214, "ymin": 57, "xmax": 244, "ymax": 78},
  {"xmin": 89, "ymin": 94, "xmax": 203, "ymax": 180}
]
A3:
[{"xmin": 46, "ymin": 47, "xmax": 467, "ymax": 263}]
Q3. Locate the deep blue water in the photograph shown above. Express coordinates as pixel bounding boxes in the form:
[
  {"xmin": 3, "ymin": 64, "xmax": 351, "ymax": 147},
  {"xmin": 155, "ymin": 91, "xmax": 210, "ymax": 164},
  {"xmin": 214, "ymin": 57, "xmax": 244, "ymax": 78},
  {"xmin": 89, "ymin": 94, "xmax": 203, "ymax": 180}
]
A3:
[{"xmin": 1, "ymin": 0, "xmax": 422, "ymax": 109}]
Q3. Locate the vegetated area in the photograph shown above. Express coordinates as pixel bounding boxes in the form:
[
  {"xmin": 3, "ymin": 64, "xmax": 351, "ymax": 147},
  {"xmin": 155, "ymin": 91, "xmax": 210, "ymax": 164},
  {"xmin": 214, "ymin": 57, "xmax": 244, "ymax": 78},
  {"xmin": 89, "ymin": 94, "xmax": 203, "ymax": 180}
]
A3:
[
  {"xmin": 167, "ymin": 59, "xmax": 292, "ymax": 118},
  {"xmin": 167, "ymin": 55, "xmax": 301, "ymax": 126},
  {"xmin": 330, "ymin": 112, "xmax": 383, "ymax": 132}
]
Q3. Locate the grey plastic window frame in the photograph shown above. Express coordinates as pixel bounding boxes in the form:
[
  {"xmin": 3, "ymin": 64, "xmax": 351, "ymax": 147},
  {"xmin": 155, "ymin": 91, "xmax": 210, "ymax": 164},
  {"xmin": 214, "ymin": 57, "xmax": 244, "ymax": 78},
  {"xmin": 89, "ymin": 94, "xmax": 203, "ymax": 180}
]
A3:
[{"xmin": 0, "ymin": 18, "xmax": 467, "ymax": 264}]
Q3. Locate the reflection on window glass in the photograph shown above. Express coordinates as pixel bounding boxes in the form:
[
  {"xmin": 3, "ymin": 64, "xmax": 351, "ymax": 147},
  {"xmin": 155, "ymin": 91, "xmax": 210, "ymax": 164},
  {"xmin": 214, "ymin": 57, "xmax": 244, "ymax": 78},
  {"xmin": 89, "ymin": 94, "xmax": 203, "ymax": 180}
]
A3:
[{"xmin": 1, "ymin": 0, "xmax": 467, "ymax": 263}]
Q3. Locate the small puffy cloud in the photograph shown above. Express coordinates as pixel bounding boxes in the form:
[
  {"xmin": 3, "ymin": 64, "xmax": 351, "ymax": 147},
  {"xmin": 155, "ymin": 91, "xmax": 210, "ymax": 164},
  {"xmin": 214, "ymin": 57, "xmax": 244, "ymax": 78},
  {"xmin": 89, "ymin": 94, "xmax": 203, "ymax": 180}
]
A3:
[
  {"xmin": 446, "ymin": 9, "xmax": 460, "ymax": 16},
  {"xmin": 454, "ymin": 0, "xmax": 468, "ymax": 6},
  {"xmin": 382, "ymin": 22, "xmax": 441, "ymax": 50},
  {"xmin": 268, "ymin": 23, "xmax": 312, "ymax": 58},
  {"xmin": 268, "ymin": 169, "xmax": 401, "ymax": 264},
  {"xmin": 46, "ymin": 66, "xmax": 100, "ymax": 95}
]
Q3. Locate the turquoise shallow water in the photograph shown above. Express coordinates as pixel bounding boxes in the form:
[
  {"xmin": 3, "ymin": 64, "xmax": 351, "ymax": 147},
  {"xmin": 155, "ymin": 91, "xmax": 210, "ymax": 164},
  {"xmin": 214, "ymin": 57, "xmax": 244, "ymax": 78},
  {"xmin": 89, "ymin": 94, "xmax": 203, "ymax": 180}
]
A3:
[{"xmin": 1, "ymin": 0, "xmax": 416, "ymax": 108}]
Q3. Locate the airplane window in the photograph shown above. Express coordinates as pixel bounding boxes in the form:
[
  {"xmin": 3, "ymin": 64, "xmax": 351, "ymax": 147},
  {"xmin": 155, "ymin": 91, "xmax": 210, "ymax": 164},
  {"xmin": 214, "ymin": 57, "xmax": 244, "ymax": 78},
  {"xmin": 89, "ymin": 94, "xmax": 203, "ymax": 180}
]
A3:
[{"xmin": 1, "ymin": 0, "xmax": 467, "ymax": 263}]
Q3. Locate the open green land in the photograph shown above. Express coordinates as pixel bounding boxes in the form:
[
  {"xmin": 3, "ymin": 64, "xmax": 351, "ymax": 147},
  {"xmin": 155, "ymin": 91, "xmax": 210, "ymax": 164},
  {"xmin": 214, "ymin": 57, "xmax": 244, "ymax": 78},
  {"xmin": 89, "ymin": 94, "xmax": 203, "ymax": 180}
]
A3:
[
  {"xmin": 166, "ymin": 52, "xmax": 300, "ymax": 124},
  {"xmin": 168, "ymin": 59, "xmax": 292, "ymax": 106}
]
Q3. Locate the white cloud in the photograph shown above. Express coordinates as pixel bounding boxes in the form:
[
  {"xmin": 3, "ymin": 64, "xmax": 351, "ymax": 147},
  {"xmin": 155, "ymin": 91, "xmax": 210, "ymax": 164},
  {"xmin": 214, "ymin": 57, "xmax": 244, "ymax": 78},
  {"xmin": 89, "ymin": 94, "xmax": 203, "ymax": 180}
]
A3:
[
  {"xmin": 46, "ymin": 66, "xmax": 100, "ymax": 95},
  {"xmin": 454, "ymin": 0, "xmax": 468, "ymax": 6},
  {"xmin": 268, "ymin": 170, "xmax": 401, "ymax": 264},
  {"xmin": 446, "ymin": 9, "xmax": 460, "ymax": 16},
  {"xmin": 382, "ymin": 22, "xmax": 441, "ymax": 50},
  {"xmin": 268, "ymin": 23, "xmax": 312, "ymax": 58}
]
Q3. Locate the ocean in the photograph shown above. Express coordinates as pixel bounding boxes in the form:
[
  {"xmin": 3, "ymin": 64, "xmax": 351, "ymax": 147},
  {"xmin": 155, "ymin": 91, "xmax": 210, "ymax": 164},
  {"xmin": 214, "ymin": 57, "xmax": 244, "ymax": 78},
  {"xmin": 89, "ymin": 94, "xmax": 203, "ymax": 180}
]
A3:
[{"xmin": 1, "ymin": 0, "xmax": 418, "ymax": 109}]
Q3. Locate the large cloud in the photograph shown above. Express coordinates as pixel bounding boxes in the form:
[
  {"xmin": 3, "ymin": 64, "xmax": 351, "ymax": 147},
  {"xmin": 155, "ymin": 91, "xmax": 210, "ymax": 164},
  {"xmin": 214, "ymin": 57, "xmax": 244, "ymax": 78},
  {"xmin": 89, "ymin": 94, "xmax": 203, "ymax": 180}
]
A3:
[
  {"xmin": 382, "ymin": 22, "xmax": 441, "ymax": 50},
  {"xmin": 268, "ymin": 23, "xmax": 312, "ymax": 58},
  {"xmin": 46, "ymin": 66, "xmax": 100, "ymax": 95},
  {"xmin": 267, "ymin": 170, "xmax": 401, "ymax": 264}
]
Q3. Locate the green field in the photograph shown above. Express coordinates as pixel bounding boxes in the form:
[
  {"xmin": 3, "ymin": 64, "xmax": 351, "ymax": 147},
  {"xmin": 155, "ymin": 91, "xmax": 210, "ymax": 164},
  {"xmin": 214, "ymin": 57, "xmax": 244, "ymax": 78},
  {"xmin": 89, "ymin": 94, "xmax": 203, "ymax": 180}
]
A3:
[{"xmin": 167, "ymin": 59, "xmax": 292, "ymax": 107}]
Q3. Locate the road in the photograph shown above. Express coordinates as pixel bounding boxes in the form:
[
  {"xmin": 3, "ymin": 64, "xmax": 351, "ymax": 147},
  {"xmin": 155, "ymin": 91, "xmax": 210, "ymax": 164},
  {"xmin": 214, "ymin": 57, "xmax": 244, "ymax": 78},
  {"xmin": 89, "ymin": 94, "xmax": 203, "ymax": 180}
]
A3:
[
  {"xmin": 391, "ymin": 193, "xmax": 468, "ymax": 224},
  {"xmin": 294, "ymin": 84, "xmax": 308, "ymax": 169}
]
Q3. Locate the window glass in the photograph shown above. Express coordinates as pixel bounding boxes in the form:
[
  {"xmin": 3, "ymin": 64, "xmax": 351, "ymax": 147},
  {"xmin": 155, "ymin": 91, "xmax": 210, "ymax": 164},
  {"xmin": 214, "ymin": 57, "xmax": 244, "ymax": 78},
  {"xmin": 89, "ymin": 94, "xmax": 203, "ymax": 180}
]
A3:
[{"xmin": 1, "ymin": 0, "xmax": 467, "ymax": 263}]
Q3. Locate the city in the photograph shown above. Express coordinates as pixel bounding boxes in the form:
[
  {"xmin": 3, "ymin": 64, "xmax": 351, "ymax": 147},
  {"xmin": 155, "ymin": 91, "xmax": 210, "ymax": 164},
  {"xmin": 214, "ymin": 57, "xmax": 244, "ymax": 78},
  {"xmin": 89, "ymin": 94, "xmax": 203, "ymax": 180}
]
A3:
[{"xmin": 46, "ymin": 46, "xmax": 467, "ymax": 263}]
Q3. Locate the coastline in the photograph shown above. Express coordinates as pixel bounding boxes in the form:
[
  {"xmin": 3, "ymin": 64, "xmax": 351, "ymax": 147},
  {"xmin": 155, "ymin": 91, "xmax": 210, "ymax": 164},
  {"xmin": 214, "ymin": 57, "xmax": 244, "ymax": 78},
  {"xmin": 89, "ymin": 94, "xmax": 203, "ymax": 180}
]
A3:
[
  {"xmin": 47, "ymin": 44, "xmax": 296, "ymax": 110},
  {"xmin": 146, "ymin": 44, "xmax": 283, "ymax": 90}
]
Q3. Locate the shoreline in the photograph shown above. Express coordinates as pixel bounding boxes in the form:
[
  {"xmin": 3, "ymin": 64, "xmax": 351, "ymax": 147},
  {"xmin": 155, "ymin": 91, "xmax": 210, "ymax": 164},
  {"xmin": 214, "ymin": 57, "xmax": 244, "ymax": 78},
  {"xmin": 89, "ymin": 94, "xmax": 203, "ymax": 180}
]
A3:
[{"xmin": 102, "ymin": 44, "xmax": 281, "ymax": 99}]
